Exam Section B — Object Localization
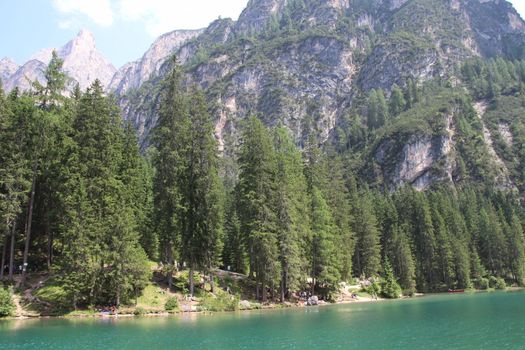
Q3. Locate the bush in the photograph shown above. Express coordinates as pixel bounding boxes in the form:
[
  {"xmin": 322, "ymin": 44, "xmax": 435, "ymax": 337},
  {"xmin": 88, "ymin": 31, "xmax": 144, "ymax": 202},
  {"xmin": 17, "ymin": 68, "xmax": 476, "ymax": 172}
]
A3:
[
  {"xmin": 495, "ymin": 278, "xmax": 506, "ymax": 290},
  {"xmin": 200, "ymin": 291, "xmax": 239, "ymax": 312},
  {"xmin": 133, "ymin": 307, "xmax": 146, "ymax": 316},
  {"xmin": 474, "ymin": 277, "xmax": 489, "ymax": 290},
  {"xmin": 489, "ymin": 276, "xmax": 498, "ymax": 289},
  {"xmin": 362, "ymin": 279, "xmax": 382, "ymax": 298},
  {"xmin": 164, "ymin": 297, "xmax": 179, "ymax": 311},
  {"xmin": 0, "ymin": 287, "xmax": 15, "ymax": 317}
]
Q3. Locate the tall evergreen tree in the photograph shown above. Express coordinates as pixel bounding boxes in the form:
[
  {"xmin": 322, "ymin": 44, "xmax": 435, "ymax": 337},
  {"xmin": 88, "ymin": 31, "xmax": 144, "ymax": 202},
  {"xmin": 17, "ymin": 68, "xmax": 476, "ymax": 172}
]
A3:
[
  {"xmin": 237, "ymin": 116, "xmax": 279, "ymax": 301},
  {"xmin": 180, "ymin": 90, "xmax": 223, "ymax": 296},
  {"xmin": 389, "ymin": 84, "xmax": 406, "ymax": 117},
  {"xmin": 353, "ymin": 189, "xmax": 381, "ymax": 278},
  {"xmin": 309, "ymin": 187, "xmax": 339, "ymax": 294},
  {"xmin": 151, "ymin": 60, "xmax": 188, "ymax": 289},
  {"xmin": 273, "ymin": 125, "xmax": 310, "ymax": 300}
]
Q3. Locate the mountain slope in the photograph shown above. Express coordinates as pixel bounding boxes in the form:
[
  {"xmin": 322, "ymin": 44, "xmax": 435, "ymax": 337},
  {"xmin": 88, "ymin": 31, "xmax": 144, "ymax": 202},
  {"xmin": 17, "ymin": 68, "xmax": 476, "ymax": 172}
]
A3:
[
  {"xmin": 116, "ymin": 0, "xmax": 525, "ymax": 157},
  {"xmin": 2, "ymin": 29, "xmax": 116, "ymax": 92}
]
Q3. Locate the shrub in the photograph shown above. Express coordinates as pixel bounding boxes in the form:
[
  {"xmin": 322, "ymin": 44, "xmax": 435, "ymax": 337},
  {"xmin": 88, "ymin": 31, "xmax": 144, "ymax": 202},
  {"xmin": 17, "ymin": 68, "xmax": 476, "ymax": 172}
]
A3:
[
  {"xmin": 363, "ymin": 279, "xmax": 382, "ymax": 298},
  {"xmin": 489, "ymin": 276, "xmax": 498, "ymax": 289},
  {"xmin": 200, "ymin": 291, "xmax": 239, "ymax": 312},
  {"xmin": 164, "ymin": 297, "xmax": 179, "ymax": 312},
  {"xmin": 495, "ymin": 278, "xmax": 506, "ymax": 290},
  {"xmin": 474, "ymin": 277, "xmax": 489, "ymax": 290},
  {"xmin": 133, "ymin": 307, "xmax": 146, "ymax": 316},
  {"xmin": 0, "ymin": 287, "xmax": 15, "ymax": 317}
]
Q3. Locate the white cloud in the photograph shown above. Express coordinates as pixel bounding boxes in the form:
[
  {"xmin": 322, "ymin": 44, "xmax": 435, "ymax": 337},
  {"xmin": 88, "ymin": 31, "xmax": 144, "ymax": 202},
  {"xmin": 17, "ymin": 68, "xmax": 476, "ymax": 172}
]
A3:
[
  {"xmin": 117, "ymin": 0, "xmax": 248, "ymax": 37},
  {"xmin": 52, "ymin": 0, "xmax": 114, "ymax": 27}
]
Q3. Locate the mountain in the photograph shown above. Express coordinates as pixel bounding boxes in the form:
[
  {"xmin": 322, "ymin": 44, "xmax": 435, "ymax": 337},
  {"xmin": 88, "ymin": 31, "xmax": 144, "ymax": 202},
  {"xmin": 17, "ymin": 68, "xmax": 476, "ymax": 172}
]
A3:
[
  {"xmin": 116, "ymin": 0, "xmax": 525, "ymax": 189},
  {"xmin": 0, "ymin": 58, "xmax": 18, "ymax": 85},
  {"xmin": 1, "ymin": 29, "xmax": 116, "ymax": 92},
  {"xmin": 3, "ymin": 0, "xmax": 525, "ymax": 192},
  {"xmin": 109, "ymin": 29, "xmax": 203, "ymax": 94}
]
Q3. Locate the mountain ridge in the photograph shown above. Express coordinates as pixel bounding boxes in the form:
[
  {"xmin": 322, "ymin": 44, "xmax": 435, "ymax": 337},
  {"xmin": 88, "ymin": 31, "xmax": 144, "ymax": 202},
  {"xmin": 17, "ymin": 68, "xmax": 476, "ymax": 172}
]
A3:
[{"xmin": 1, "ymin": 29, "xmax": 116, "ymax": 92}]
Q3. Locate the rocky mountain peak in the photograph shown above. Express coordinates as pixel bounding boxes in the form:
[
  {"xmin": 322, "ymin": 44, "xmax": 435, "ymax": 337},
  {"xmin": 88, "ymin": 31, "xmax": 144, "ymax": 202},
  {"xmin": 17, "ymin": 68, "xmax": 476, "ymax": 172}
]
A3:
[
  {"xmin": 62, "ymin": 29, "xmax": 96, "ymax": 55},
  {"xmin": 3, "ymin": 29, "xmax": 116, "ymax": 92},
  {"xmin": 0, "ymin": 57, "xmax": 19, "ymax": 84},
  {"xmin": 235, "ymin": 0, "xmax": 287, "ymax": 35},
  {"xmin": 109, "ymin": 29, "xmax": 203, "ymax": 94}
]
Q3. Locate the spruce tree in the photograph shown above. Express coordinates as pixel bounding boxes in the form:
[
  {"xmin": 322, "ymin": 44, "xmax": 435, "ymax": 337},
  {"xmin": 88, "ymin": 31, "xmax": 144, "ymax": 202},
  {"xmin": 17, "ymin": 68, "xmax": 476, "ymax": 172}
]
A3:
[
  {"xmin": 273, "ymin": 125, "xmax": 310, "ymax": 300},
  {"xmin": 237, "ymin": 116, "xmax": 279, "ymax": 301},
  {"xmin": 180, "ymin": 90, "xmax": 223, "ymax": 296},
  {"xmin": 353, "ymin": 189, "xmax": 381, "ymax": 278},
  {"xmin": 389, "ymin": 84, "xmax": 406, "ymax": 116},
  {"xmin": 151, "ymin": 60, "xmax": 188, "ymax": 289},
  {"xmin": 310, "ymin": 187, "xmax": 339, "ymax": 295}
]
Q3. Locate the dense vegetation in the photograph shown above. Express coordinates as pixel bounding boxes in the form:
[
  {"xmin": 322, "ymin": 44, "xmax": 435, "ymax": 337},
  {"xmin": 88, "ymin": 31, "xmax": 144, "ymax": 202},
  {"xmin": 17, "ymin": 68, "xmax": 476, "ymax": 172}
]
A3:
[{"xmin": 1, "ymin": 52, "xmax": 525, "ymax": 315}]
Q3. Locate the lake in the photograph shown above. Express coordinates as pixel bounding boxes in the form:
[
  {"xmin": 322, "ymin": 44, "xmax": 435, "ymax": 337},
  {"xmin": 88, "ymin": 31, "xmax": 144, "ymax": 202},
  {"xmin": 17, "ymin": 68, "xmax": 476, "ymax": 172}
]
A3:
[{"xmin": 1, "ymin": 291, "xmax": 525, "ymax": 349}]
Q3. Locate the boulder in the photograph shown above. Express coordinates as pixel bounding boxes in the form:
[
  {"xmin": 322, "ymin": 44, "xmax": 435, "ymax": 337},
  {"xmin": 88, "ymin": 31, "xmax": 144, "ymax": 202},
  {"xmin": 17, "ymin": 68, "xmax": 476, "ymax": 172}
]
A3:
[{"xmin": 307, "ymin": 296, "xmax": 319, "ymax": 306}]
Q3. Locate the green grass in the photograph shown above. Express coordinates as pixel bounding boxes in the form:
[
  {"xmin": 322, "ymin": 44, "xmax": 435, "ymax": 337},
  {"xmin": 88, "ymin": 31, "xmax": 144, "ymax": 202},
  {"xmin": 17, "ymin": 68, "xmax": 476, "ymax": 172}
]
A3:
[{"xmin": 135, "ymin": 284, "xmax": 176, "ymax": 312}]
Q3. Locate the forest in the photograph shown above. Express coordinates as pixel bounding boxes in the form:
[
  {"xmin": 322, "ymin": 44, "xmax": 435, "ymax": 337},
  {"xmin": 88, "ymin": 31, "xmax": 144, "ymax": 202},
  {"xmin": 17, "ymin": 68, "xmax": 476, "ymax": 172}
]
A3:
[{"xmin": 1, "ymin": 53, "xmax": 525, "ymax": 311}]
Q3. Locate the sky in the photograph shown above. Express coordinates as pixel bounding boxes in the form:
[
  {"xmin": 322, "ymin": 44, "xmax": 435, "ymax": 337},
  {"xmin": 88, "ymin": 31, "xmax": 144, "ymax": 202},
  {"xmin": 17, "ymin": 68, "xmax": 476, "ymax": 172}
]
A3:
[{"xmin": 1, "ymin": 0, "xmax": 524, "ymax": 68}]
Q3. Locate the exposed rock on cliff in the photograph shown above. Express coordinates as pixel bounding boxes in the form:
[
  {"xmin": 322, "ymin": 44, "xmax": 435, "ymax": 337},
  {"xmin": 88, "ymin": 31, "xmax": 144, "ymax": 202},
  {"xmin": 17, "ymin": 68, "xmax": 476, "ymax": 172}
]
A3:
[{"xmin": 3, "ymin": 29, "xmax": 116, "ymax": 92}]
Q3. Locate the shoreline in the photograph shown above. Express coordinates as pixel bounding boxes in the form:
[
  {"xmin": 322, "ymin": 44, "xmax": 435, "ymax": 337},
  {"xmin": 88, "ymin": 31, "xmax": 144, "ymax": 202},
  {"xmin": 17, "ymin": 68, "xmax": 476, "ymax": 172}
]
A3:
[{"xmin": 3, "ymin": 287, "xmax": 524, "ymax": 322}]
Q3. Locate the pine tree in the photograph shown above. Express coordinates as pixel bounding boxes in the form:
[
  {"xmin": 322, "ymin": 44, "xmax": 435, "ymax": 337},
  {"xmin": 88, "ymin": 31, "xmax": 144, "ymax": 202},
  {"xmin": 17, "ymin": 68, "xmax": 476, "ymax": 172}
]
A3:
[
  {"xmin": 412, "ymin": 192, "xmax": 437, "ymax": 291},
  {"xmin": 151, "ymin": 60, "xmax": 188, "ymax": 289},
  {"xmin": 391, "ymin": 225, "xmax": 416, "ymax": 295},
  {"xmin": 381, "ymin": 259, "xmax": 402, "ymax": 299},
  {"xmin": 376, "ymin": 89, "xmax": 389, "ymax": 127},
  {"xmin": 180, "ymin": 90, "xmax": 223, "ymax": 296},
  {"xmin": 310, "ymin": 187, "xmax": 339, "ymax": 295},
  {"xmin": 367, "ymin": 89, "xmax": 379, "ymax": 129},
  {"xmin": 59, "ymin": 80, "xmax": 149, "ymax": 306},
  {"xmin": 353, "ymin": 189, "xmax": 381, "ymax": 278},
  {"xmin": 273, "ymin": 125, "xmax": 310, "ymax": 300},
  {"xmin": 237, "ymin": 116, "xmax": 279, "ymax": 301},
  {"xmin": 322, "ymin": 153, "xmax": 354, "ymax": 281},
  {"xmin": 0, "ymin": 93, "xmax": 33, "ymax": 280},
  {"xmin": 389, "ymin": 84, "xmax": 406, "ymax": 116},
  {"xmin": 222, "ymin": 190, "xmax": 246, "ymax": 273},
  {"xmin": 505, "ymin": 212, "xmax": 525, "ymax": 285}
]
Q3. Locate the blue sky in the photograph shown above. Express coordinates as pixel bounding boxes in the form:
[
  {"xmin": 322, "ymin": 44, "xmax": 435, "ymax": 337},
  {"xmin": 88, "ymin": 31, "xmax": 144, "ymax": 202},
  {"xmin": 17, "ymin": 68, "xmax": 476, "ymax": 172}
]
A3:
[{"xmin": 1, "ymin": 0, "xmax": 524, "ymax": 69}]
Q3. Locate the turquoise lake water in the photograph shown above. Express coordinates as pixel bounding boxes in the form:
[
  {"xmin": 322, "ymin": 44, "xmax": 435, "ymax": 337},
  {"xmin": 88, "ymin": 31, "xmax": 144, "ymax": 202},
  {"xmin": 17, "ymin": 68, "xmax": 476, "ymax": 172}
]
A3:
[{"xmin": 1, "ymin": 291, "xmax": 525, "ymax": 349}]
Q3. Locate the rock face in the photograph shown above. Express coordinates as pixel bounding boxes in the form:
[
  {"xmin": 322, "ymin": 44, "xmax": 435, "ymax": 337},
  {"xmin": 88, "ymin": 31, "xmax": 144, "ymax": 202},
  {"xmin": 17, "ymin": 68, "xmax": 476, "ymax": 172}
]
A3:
[
  {"xmin": 0, "ymin": 58, "xmax": 19, "ymax": 86},
  {"xmin": 109, "ymin": 29, "xmax": 203, "ymax": 94},
  {"xmin": 115, "ymin": 0, "xmax": 525, "ymax": 162},
  {"xmin": 4, "ymin": 0, "xmax": 525, "ymax": 191},
  {"xmin": 3, "ymin": 29, "xmax": 116, "ymax": 92}
]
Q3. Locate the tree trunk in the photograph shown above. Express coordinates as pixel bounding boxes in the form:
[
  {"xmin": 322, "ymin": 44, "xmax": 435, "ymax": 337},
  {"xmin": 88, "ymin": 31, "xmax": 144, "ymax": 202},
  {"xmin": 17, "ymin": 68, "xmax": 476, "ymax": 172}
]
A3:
[
  {"xmin": 0, "ymin": 232, "xmax": 8, "ymax": 280},
  {"xmin": 116, "ymin": 285, "xmax": 121, "ymax": 307},
  {"xmin": 261, "ymin": 272, "xmax": 267, "ymax": 303},
  {"xmin": 47, "ymin": 230, "xmax": 53, "ymax": 270},
  {"xmin": 167, "ymin": 242, "xmax": 173, "ymax": 290},
  {"xmin": 189, "ymin": 264, "xmax": 194, "ymax": 297},
  {"xmin": 280, "ymin": 271, "xmax": 286, "ymax": 302},
  {"xmin": 209, "ymin": 266, "xmax": 216, "ymax": 294},
  {"xmin": 46, "ymin": 215, "xmax": 53, "ymax": 270},
  {"xmin": 8, "ymin": 222, "xmax": 16, "ymax": 281},
  {"xmin": 248, "ymin": 242, "xmax": 254, "ymax": 278},
  {"xmin": 21, "ymin": 175, "xmax": 37, "ymax": 285}
]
